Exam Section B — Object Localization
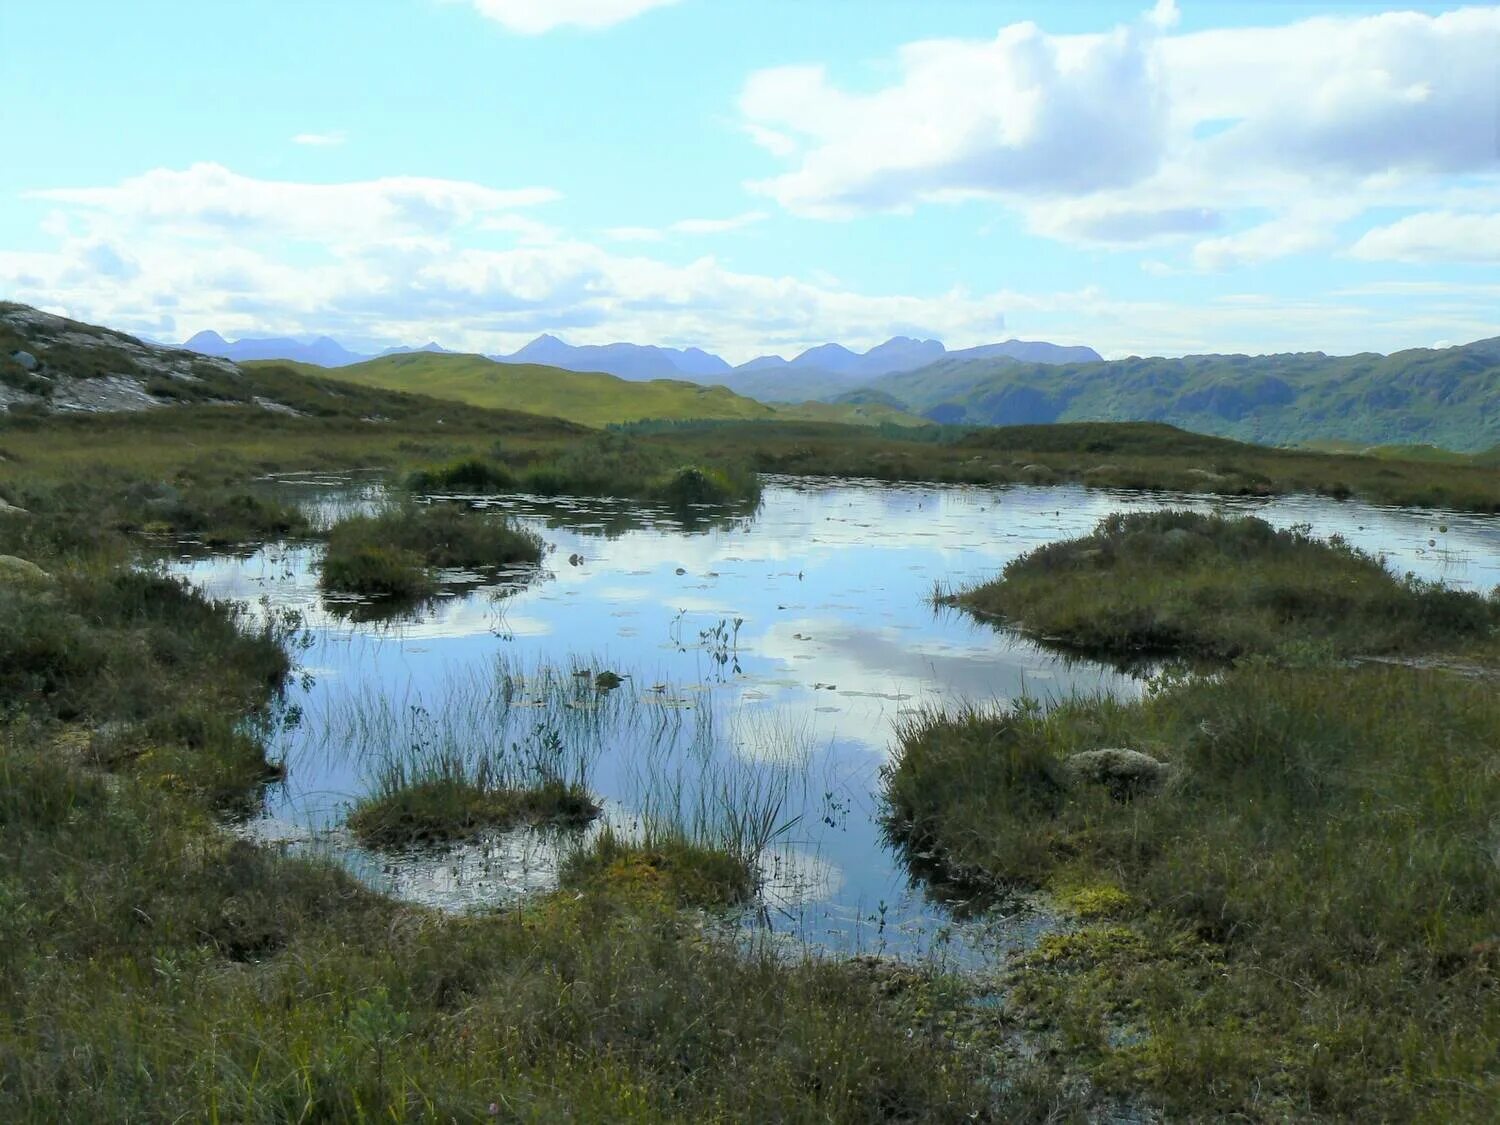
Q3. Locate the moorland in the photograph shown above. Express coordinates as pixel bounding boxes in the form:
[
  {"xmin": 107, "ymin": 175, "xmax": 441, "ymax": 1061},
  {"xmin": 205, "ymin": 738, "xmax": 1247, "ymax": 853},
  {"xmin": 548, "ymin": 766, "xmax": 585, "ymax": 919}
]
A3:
[{"xmin": 1, "ymin": 302, "xmax": 1498, "ymax": 1121}]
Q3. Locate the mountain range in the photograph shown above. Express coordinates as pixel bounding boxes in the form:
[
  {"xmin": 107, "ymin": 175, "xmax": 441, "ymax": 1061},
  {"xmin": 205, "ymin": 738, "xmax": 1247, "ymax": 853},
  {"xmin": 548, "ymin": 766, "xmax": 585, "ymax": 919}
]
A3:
[
  {"xmin": 855, "ymin": 337, "xmax": 1500, "ymax": 452},
  {"xmin": 180, "ymin": 329, "xmax": 1101, "ymax": 390},
  {"xmin": 183, "ymin": 330, "xmax": 453, "ymax": 368}
]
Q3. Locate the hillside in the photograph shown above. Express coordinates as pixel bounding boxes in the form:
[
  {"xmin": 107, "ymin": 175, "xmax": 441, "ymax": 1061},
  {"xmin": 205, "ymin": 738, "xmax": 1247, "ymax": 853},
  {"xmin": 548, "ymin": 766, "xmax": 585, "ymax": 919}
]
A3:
[
  {"xmin": 259, "ymin": 352, "xmax": 778, "ymax": 428},
  {"xmin": 714, "ymin": 337, "xmax": 1100, "ymax": 403},
  {"xmin": 262, "ymin": 352, "xmax": 925, "ymax": 428},
  {"xmin": 864, "ymin": 337, "xmax": 1500, "ymax": 452}
]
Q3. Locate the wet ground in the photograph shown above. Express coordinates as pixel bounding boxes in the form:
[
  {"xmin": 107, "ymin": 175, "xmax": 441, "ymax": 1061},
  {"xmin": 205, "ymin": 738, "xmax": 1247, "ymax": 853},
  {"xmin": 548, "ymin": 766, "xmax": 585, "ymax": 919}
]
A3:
[{"xmin": 173, "ymin": 475, "xmax": 1500, "ymax": 963}]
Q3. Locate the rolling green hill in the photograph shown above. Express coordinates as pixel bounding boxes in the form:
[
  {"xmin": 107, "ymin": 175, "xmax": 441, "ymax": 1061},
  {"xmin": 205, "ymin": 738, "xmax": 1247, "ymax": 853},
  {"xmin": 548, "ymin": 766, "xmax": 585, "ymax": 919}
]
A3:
[
  {"xmin": 255, "ymin": 353, "xmax": 776, "ymax": 428},
  {"xmin": 255, "ymin": 352, "xmax": 925, "ymax": 428},
  {"xmin": 859, "ymin": 337, "xmax": 1500, "ymax": 452}
]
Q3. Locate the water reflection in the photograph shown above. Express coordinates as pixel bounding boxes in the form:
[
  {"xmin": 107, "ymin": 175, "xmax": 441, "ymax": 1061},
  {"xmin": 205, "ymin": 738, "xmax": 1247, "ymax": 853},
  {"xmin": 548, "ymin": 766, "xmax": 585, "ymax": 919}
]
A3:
[{"xmin": 172, "ymin": 477, "xmax": 1500, "ymax": 963}]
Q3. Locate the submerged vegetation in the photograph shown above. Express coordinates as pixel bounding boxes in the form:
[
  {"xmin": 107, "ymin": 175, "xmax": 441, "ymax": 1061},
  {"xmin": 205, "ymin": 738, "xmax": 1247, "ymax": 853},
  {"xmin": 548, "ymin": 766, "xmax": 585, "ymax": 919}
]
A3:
[
  {"xmin": 943, "ymin": 509, "xmax": 1500, "ymax": 660},
  {"xmin": 883, "ymin": 664, "xmax": 1500, "ymax": 1120}
]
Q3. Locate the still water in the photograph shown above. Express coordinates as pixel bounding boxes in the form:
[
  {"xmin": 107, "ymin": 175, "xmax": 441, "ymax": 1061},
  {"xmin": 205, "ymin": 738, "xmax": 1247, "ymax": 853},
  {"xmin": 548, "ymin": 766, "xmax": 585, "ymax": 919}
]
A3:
[{"xmin": 172, "ymin": 476, "xmax": 1498, "ymax": 963}]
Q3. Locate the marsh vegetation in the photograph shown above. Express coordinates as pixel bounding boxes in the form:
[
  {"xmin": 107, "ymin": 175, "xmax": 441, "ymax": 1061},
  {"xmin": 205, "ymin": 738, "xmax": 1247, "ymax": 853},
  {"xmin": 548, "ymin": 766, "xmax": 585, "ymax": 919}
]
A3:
[
  {"xmin": 941, "ymin": 509, "xmax": 1500, "ymax": 660},
  {"xmin": 407, "ymin": 433, "xmax": 762, "ymax": 511},
  {"xmin": 894, "ymin": 504, "xmax": 1500, "ymax": 1119},
  {"xmin": 4, "ymin": 367, "xmax": 1499, "ymax": 1120},
  {"xmin": 883, "ymin": 664, "xmax": 1500, "ymax": 1120},
  {"xmin": 319, "ymin": 500, "xmax": 543, "ymax": 598}
]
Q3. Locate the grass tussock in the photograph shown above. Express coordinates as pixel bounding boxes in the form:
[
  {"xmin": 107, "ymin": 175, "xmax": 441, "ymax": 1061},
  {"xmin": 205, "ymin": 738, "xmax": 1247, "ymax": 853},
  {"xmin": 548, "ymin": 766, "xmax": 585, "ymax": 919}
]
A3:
[
  {"xmin": 561, "ymin": 826, "xmax": 759, "ymax": 910},
  {"xmin": 349, "ymin": 759, "xmax": 599, "ymax": 848},
  {"xmin": 319, "ymin": 501, "xmax": 542, "ymax": 596},
  {"xmin": 944, "ymin": 509, "xmax": 1499, "ymax": 660},
  {"xmin": 883, "ymin": 663, "xmax": 1500, "ymax": 1120}
]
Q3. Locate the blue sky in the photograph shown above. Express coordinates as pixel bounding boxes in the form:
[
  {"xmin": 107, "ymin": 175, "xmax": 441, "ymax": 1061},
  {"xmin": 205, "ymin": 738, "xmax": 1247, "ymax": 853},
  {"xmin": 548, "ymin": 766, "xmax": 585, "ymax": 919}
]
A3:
[{"xmin": 1, "ymin": 0, "xmax": 1496, "ymax": 361}]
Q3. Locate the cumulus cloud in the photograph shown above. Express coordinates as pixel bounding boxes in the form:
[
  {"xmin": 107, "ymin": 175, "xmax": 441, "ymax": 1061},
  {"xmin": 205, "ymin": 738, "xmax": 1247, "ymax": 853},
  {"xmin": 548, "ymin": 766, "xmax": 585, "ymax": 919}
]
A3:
[
  {"xmin": 741, "ymin": 22, "xmax": 1170, "ymax": 217},
  {"xmin": 2, "ymin": 164, "xmax": 1020, "ymax": 360},
  {"xmin": 6, "ymin": 162, "xmax": 1495, "ymax": 361},
  {"xmin": 740, "ymin": 6, "xmax": 1500, "ymax": 266},
  {"xmin": 1349, "ymin": 211, "xmax": 1500, "ymax": 264},
  {"xmin": 468, "ymin": 0, "xmax": 681, "ymax": 34}
]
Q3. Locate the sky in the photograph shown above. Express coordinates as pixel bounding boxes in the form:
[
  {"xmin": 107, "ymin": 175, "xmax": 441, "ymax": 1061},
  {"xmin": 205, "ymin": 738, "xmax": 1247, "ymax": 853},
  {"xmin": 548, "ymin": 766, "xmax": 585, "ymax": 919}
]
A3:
[{"xmin": 0, "ymin": 0, "xmax": 1497, "ymax": 362}]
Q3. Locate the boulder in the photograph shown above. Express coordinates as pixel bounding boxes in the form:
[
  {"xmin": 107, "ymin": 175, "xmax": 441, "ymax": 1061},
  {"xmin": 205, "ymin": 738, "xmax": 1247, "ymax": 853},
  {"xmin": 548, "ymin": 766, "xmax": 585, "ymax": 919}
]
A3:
[
  {"xmin": 1063, "ymin": 748, "xmax": 1171, "ymax": 800},
  {"xmin": 0, "ymin": 496, "xmax": 28, "ymax": 516},
  {"xmin": 0, "ymin": 554, "xmax": 53, "ymax": 591},
  {"xmin": 11, "ymin": 350, "xmax": 38, "ymax": 372}
]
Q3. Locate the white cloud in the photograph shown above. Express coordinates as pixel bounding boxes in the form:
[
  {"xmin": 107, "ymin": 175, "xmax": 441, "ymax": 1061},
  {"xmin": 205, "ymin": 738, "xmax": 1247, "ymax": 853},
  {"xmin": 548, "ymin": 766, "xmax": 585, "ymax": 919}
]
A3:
[
  {"xmin": 292, "ymin": 131, "xmax": 347, "ymax": 147},
  {"xmin": 741, "ymin": 22, "xmax": 1171, "ymax": 218},
  {"xmin": 468, "ymin": 0, "xmax": 680, "ymax": 34},
  {"xmin": 1146, "ymin": 0, "xmax": 1180, "ymax": 31},
  {"xmin": 1190, "ymin": 203, "xmax": 1356, "ymax": 271},
  {"xmin": 739, "ymin": 6, "xmax": 1500, "ymax": 266},
  {"xmin": 1349, "ymin": 211, "xmax": 1500, "ymax": 264},
  {"xmin": 31, "ymin": 162, "xmax": 559, "ymax": 245},
  {"xmin": 6, "ymin": 163, "xmax": 1496, "ymax": 362}
]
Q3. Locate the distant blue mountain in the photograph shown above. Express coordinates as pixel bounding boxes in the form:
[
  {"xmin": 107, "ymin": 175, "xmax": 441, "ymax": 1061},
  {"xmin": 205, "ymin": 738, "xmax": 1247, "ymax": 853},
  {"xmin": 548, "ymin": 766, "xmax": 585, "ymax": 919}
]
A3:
[
  {"xmin": 182, "ymin": 330, "xmax": 371, "ymax": 368},
  {"xmin": 180, "ymin": 328, "xmax": 1102, "ymax": 399},
  {"xmin": 715, "ymin": 336, "xmax": 1103, "ymax": 402},
  {"xmin": 494, "ymin": 334, "xmax": 733, "ymax": 380}
]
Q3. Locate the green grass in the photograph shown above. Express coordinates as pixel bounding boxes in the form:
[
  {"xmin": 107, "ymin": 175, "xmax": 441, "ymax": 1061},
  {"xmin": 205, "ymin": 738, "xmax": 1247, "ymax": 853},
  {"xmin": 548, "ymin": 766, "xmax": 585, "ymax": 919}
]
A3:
[
  {"xmin": 408, "ymin": 435, "xmax": 762, "ymax": 509},
  {"xmin": 883, "ymin": 663, "xmax": 1500, "ymax": 1120},
  {"xmin": 349, "ymin": 776, "xmax": 600, "ymax": 848},
  {"xmin": 942, "ymin": 509, "xmax": 1500, "ymax": 660},
  {"xmin": 1, "ymin": 721, "xmax": 1047, "ymax": 1120},
  {"xmin": 614, "ymin": 418, "xmax": 1500, "ymax": 512},
  {"xmin": 0, "ymin": 464, "xmax": 1065, "ymax": 1121},
  {"xmin": 319, "ymin": 501, "xmax": 543, "ymax": 596},
  {"xmin": 561, "ymin": 826, "xmax": 759, "ymax": 909},
  {"xmin": 262, "ymin": 351, "xmax": 782, "ymax": 428},
  {"xmin": 258, "ymin": 351, "xmax": 925, "ymax": 429}
]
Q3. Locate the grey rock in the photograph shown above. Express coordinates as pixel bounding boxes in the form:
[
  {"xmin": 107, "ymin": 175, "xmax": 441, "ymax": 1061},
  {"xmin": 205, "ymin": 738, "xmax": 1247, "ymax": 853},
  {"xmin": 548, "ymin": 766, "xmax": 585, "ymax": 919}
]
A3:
[
  {"xmin": 1063, "ymin": 748, "xmax": 1171, "ymax": 799},
  {"xmin": 11, "ymin": 350, "xmax": 38, "ymax": 371},
  {"xmin": 0, "ymin": 496, "xmax": 29, "ymax": 516},
  {"xmin": 0, "ymin": 554, "xmax": 52, "ymax": 590}
]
